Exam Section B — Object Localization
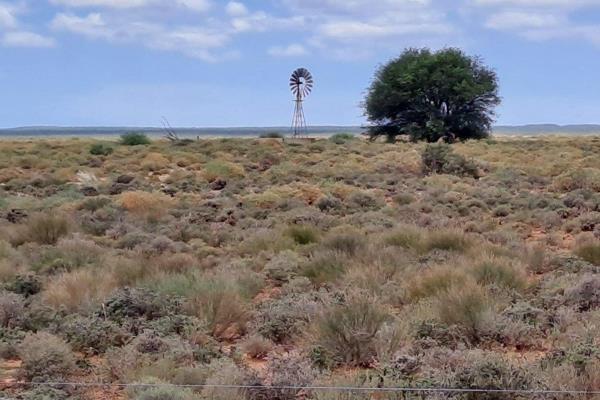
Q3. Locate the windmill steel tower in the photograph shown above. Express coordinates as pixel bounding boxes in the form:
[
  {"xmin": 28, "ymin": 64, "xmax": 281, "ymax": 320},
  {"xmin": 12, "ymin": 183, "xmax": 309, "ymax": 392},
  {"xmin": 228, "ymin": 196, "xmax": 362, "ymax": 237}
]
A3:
[{"xmin": 289, "ymin": 68, "xmax": 313, "ymax": 138}]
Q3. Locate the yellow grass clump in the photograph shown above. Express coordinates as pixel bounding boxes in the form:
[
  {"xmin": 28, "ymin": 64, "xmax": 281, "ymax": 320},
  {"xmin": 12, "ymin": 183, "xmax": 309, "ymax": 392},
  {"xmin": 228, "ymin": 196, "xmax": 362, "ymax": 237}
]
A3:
[{"xmin": 118, "ymin": 191, "xmax": 174, "ymax": 221}]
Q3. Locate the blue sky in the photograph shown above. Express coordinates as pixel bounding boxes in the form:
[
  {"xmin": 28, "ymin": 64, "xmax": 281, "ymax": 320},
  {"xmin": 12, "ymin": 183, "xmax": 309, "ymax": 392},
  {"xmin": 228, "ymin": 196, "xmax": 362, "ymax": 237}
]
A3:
[{"xmin": 1, "ymin": 0, "xmax": 600, "ymax": 128}]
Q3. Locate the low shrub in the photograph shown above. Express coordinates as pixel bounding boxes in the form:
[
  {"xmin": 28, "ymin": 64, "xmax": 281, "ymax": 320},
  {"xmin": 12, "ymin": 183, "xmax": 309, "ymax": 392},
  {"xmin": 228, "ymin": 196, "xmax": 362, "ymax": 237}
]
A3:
[
  {"xmin": 202, "ymin": 160, "xmax": 245, "ymax": 181},
  {"xmin": 470, "ymin": 258, "xmax": 527, "ymax": 291},
  {"xmin": 18, "ymin": 213, "xmax": 70, "ymax": 245},
  {"xmin": 575, "ymin": 242, "xmax": 600, "ymax": 266},
  {"xmin": 564, "ymin": 275, "xmax": 600, "ymax": 311},
  {"xmin": 43, "ymin": 269, "xmax": 118, "ymax": 312},
  {"xmin": 241, "ymin": 335, "xmax": 273, "ymax": 359},
  {"xmin": 435, "ymin": 281, "xmax": 492, "ymax": 341},
  {"xmin": 421, "ymin": 143, "xmax": 480, "ymax": 178},
  {"xmin": 141, "ymin": 153, "xmax": 170, "ymax": 171},
  {"xmin": 323, "ymin": 230, "xmax": 364, "ymax": 256},
  {"xmin": 89, "ymin": 143, "xmax": 114, "ymax": 156},
  {"xmin": 127, "ymin": 378, "xmax": 200, "ymax": 400},
  {"xmin": 286, "ymin": 225, "xmax": 320, "ymax": 245},
  {"xmin": 60, "ymin": 316, "xmax": 130, "ymax": 355},
  {"xmin": 18, "ymin": 332, "xmax": 76, "ymax": 382},
  {"xmin": 301, "ymin": 251, "xmax": 346, "ymax": 287},
  {"xmin": 266, "ymin": 354, "xmax": 318, "ymax": 400},
  {"xmin": 330, "ymin": 133, "xmax": 355, "ymax": 144},
  {"xmin": 254, "ymin": 293, "xmax": 320, "ymax": 344},
  {"xmin": 315, "ymin": 298, "xmax": 388, "ymax": 366},
  {"xmin": 384, "ymin": 227, "xmax": 423, "ymax": 251},
  {"xmin": 121, "ymin": 132, "xmax": 151, "ymax": 146},
  {"xmin": 185, "ymin": 279, "xmax": 248, "ymax": 339},
  {"xmin": 260, "ymin": 132, "xmax": 284, "ymax": 139},
  {"xmin": 264, "ymin": 250, "xmax": 303, "ymax": 283},
  {"xmin": 101, "ymin": 287, "xmax": 179, "ymax": 323},
  {"xmin": 119, "ymin": 191, "xmax": 173, "ymax": 221},
  {"xmin": 452, "ymin": 352, "xmax": 537, "ymax": 400},
  {"xmin": 0, "ymin": 291, "xmax": 25, "ymax": 328},
  {"xmin": 424, "ymin": 230, "xmax": 472, "ymax": 253},
  {"xmin": 21, "ymin": 387, "xmax": 72, "ymax": 400},
  {"xmin": 408, "ymin": 269, "xmax": 467, "ymax": 302}
]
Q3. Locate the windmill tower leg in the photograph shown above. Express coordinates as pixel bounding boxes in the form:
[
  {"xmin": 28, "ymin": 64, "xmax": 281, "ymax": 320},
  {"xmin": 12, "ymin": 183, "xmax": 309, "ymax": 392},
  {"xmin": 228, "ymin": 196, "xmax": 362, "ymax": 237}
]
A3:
[{"xmin": 292, "ymin": 98, "xmax": 306, "ymax": 138}]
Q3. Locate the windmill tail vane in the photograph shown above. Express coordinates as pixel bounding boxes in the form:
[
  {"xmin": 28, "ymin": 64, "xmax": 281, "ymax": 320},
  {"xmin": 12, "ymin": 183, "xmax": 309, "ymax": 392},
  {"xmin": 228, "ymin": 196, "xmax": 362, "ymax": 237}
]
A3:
[{"xmin": 289, "ymin": 68, "xmax": 313, "ymax": 138}]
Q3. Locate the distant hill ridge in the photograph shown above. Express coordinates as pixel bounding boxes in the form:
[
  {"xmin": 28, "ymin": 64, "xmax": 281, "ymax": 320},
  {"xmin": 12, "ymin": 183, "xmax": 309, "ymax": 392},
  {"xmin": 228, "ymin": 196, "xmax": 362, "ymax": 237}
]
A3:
[{"xmin": 1, "ymin": 124, "xmax": 600, "ymax": 137}]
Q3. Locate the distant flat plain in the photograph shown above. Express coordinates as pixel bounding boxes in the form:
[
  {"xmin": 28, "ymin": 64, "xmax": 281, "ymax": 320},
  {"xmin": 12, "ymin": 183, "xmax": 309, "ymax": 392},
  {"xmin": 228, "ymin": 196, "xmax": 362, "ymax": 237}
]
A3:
[{"xmin": 1, "ymin": 124, "xmax": 600, "ymax": 139}]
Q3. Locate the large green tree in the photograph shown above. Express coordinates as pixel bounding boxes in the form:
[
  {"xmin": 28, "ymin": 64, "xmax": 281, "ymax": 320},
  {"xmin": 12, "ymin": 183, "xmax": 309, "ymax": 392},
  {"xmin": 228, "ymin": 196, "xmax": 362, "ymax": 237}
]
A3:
[{"xmin": 365, "ymin": 48, "xmax": 500, "ymax": 142}]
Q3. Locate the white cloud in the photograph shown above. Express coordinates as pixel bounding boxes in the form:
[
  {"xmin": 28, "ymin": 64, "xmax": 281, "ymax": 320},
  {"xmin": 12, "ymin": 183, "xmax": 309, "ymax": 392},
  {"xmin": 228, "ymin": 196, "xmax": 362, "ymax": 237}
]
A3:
[
  {"xmin": 225, "ymin": 1, "xmax": 248, "ymax": 16},
  {"xmin": 283, "ymin": 0, "xmax": 431, "ymax": 15},
  {"xmin": 485, "ymin": 11, "xmax": 564, "ymax": 30},
  {"xmin": 230, "ymin": 11, "xmax": 304, "ymax": 33},
  {"xmin": 0, "ymin": 3, "xmax": 17, "ymax": 29},
  {"xmin": 276, "ymin": 0, "xmax": 455, "ymax": 58},
  {"xmin": 51, "ymin": 13, "xmax": 112, "ymax": 38},
  {"xmin": 472, "ymin": 0, "xmax": 600, "ymax": 7},
  {"xmin": 50, "ymin": 0, "xmax": 212, "ymax": 12},
  {"xmin": 472, "ymin": 0, "xmax": 600, "ymax": 49},
  {"xmin": 2, "ymin": 31, "xmax": 56, "ymax": 47},
  {"xmin": 51, "ymin": 12, "xmax": 230, "ymax": 61},
  {"xmin": 319, "ymin": 18, "xmax": 452, "ymax": 40},
  {"xmin": 268, "ymin": 43, "xmax": 308, "ymax": 57}
]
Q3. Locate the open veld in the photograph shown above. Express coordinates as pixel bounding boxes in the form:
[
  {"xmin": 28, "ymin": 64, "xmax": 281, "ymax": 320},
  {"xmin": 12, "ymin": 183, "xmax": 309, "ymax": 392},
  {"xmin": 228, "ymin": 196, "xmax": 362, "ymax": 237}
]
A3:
[{"xmin": 0, "ymin": 135, "xmax": 599, "ymax": 399}]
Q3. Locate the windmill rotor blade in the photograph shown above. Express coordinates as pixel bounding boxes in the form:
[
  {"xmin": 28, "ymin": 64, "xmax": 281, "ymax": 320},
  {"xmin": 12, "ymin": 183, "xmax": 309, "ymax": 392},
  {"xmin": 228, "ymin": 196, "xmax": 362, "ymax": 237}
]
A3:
[{"xmin": 290, "ymin": 67, "xmax": 314, "ymax": 98}]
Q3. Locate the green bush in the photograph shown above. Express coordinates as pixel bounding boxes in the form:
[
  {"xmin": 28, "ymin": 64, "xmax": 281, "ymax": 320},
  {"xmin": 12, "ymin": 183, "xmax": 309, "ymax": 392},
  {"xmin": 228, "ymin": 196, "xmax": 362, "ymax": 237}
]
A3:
[
  {"xmin": 323, "ymin": 231, "xmax": 364, "ymax": 256},
  {"xmin": 452, "ymin": 353, "xmax": 536, "ymax": 400},
  {"xmin": 575, "ymin": 242, "xmax": 600, "ymax": 266},
  {"xmin": 260, "ymin": 132, "xmax": 284, "ymax": 139},
  {"xmin": 121, "ymin": 132, "xmax": 151, "ymax": 146},
  {"xmin": 21, "ymin": 387, "xmax": 72, "ymax": 400},
  {"xmin": 330, "ymin": 133, "xmax": 355, "ymax": 144},
  {"xmin": 316, "ymin": 298, "xmax": 388, "ymax": 366},
  {"xmin": 421, "ymin": 143, "xmax": 480, "ymax": 178},
  {"xmin": 60, "ymin": 316, "xmax": 130, "ymax": 355},
  {"xmin": 470, "ymin": 259, "xmax": 527, "ymax": 291},
  {"xmin": 89, "ymin": 143, "xmax": 114, "ymax": 156},
  {"xmin": 384, "ymin": 228, "xmax": 423, "ymax": 251},
  {"xmin": 18, "ymin": 332, "xmax": 76, "ymax": 382},
  {"xmin": 286, "ymin": 225, "xmax": 320, "ymax": 245},
  {"xmin": 301, "ymin": 251, "xmax": 346, "ymax": 286},
  {"xmin": 127, "ymin": 379, "xmax": 200, "ymax": 400},
  {"xmin": 436, "ymin": 282, "xmax": 492, "ymax": 341},
  {"xmin": 424, "ymin": 230, "xmax": 472, "ymax": 252},
  {"xmin": 19, "ymin": 213, "xmax": 70, "ymax": 245}
]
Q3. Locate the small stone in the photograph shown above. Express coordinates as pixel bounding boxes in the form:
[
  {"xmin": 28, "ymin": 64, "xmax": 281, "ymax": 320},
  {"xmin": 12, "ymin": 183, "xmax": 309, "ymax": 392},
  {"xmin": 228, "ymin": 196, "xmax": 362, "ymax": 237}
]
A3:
[
  {"xmin": 81, "ymin": 186, "xmax": 99, "ymax": 197},
  {"xmin": 6, "ymin": 209, "xmax": 27, "ymax": 224},
  {"xmin": 109, "ymin": 183, "xmax": 128, "ymax": 195},
  {"xmin": 162, "ymin": 187, "xmax": 177, "ymax": 197},
  {"xmin": 116, "ymin": 175, "xmax": 135, "ymax": 184},
  {"xmin": 210, "ymin": 178, "xmax": 227, "ymax": 191}
]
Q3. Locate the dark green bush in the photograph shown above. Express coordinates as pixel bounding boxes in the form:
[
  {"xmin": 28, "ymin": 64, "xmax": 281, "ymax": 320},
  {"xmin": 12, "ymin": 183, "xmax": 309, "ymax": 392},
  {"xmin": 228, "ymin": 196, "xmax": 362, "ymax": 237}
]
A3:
[
  {"xmin": 452, "ymin": 353, "xmax": 537, "ymax": 400},
  {"xmin": 60, "ymin": 316, "xmax": 130, "ymax": 355},
  {"xmin": 421, "ymin": 143, "xmax": 480, "ymax": 178},
  {"xmin": 89, "ymin": 143, "xmax": 114, "ymax": 155},
  {"xmin": 121, "ymin": 132, "xmax": 151, "ymax": 146},
  {"xmin": 330, "ymin": 133, "xmax": 355, "ymax": 144},
  {"xmin": 286, "ymin": 225, "xmax": 320, "ymax": 245},
  {"xmin": 259, "ymin": 132, "xmax": 284, "ymax": 139}
]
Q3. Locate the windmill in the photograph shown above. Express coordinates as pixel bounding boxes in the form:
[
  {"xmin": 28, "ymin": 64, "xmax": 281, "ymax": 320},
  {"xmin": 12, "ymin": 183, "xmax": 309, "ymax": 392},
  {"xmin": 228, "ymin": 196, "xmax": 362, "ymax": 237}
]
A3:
[{"xmin": 289, "ymin": 67, "xmax": 313, "ymax": 138}]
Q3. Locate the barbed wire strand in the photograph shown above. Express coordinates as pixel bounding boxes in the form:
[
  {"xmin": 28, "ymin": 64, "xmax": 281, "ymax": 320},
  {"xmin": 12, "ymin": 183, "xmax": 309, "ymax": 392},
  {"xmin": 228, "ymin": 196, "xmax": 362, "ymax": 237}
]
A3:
[{"xmin": 5, "ymin": 382, "xmax": 600, "ymax": 395}]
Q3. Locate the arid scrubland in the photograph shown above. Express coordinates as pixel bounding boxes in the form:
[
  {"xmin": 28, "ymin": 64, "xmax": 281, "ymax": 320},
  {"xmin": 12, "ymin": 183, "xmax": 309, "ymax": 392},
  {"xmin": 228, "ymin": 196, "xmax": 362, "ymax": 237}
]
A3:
[{"xmin": 0, "ymin": 135, "xmax": 600, "ymax": 399}]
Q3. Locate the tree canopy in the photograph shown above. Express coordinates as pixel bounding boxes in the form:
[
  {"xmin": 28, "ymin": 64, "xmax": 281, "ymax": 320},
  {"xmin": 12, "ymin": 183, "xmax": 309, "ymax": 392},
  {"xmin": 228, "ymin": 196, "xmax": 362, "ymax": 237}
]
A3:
[{"xmin": 365, "ymin": 48, "xmax": 500, "ymax": 142}]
